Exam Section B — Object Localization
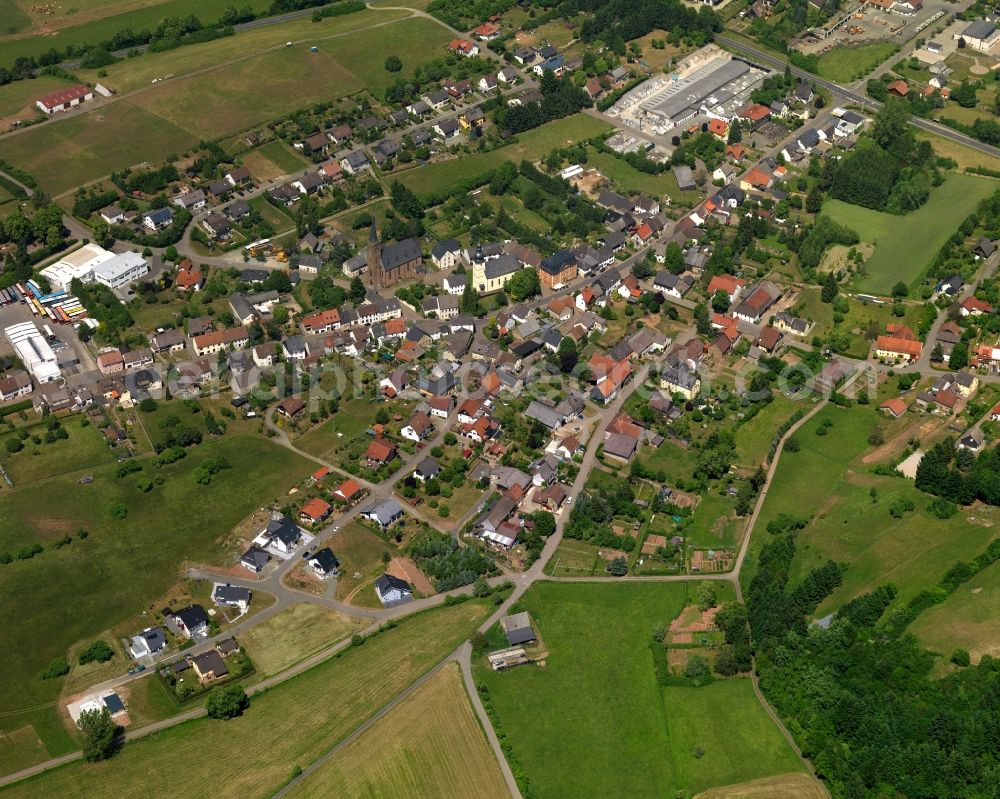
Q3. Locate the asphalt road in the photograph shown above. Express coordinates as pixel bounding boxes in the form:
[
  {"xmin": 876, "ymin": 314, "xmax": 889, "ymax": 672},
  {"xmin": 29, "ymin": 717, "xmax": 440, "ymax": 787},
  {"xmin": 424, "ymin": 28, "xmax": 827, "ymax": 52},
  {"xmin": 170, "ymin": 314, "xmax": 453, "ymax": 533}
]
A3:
[{"xmin": 717, "ymin": 34, "xmax": 1000, "ymax": 160}]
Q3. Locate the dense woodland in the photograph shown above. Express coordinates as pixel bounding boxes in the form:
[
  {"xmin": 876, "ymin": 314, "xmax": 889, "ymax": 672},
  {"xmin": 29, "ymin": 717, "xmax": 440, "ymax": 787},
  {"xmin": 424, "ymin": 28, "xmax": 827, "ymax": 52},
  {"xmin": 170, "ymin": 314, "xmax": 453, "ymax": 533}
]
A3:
[{"xmin": 750, "ymin": 527, "xmax": 1000, "ymax": 798}]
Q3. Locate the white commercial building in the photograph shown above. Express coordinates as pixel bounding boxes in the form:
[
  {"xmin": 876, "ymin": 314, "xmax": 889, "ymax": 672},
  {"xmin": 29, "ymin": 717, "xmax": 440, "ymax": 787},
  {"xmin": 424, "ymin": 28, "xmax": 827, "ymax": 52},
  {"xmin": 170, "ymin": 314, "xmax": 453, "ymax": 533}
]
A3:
[
  {"xmin": 40, "ymin": 243, "xmax": 116, "ymax": 293},
  {"xmin": 5, "ymin": 322, "xmax": 60, "ymax": 383},
  {"xmin": 92, "ymin": 251, "xmax": 148, "ymax": 289}
]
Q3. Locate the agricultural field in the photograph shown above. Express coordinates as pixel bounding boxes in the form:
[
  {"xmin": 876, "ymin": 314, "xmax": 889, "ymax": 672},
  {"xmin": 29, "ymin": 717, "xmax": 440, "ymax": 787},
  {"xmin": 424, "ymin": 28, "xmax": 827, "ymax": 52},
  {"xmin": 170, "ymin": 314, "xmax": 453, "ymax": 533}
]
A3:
[
  {"xmin": 0, "ymin": 599, "xmax": 492, "ymax": 797},
  {"xmin": 0, "ymin": 431, "xmax": 314, "ymax": 770},
  {"xmin": 749, "ymin": 404, "xmax": 1000, "ymax": 617},
  {"xmin": 917, "ymin": 131, "xmax": 1000, "ymax": 173},
  {"xmin": 398, "ymin": 115, "xmax": 613, "ymax": 198},
  {"xmin": 288, "ymin": 663, "xmax": 510, "ymax": 799},
  {"xmin": 128, "ymin": 46, "xmax": 364, "ymax": 140},
  {"xmin": 293, "ymin": 397, "xmax": 378, "ymax": 460},
  {"xmin": 0, "ymin": 15, "xmax": 446, "ymax": 195},
  {"xmin": 1, "ymin": 416, "xmax": 117, "ymax": 485},
  {"xmin": 73, "ymin": 8, "xmax": 410, "ymax": 93},
  {"xmin": 544, "ymin": 537, "xmax": 607, "ymax": 576},
  {"xmin": 240, "ymin": 603, "xmax": 369, "ymax": 675},
  {"xmin": 0, "ymin": 101, "xmax": 197, "ymax": 196},
  {"xmin": 683, "ymin": 492, "xmax": 742, "ymax": 551},
  {"xmin": 815, "ymin": 42, "xmax": 897, "ymax": 83},
  {"xmin": 476, "ymin": 582, "xmax": 804, "ymax": 798},
  {"xmin": 822, "ymin": 173, "xmax": 996, "ymax": 294},
  {"xmin": 694, "ymin": 773, "xmax": 827, "ymax": 799},
  {"xmin": 910, "ymin": 558, "xmax": 1000, "ymax": 665}
]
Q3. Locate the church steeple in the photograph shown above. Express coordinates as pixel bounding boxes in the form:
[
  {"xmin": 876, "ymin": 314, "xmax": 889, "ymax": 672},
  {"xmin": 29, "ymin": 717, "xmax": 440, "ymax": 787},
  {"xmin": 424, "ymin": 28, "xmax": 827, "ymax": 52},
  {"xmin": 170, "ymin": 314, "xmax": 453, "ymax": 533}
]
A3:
[{"xmin": 367, "ymin": 221, "xmax": 383, "ymax": 287}]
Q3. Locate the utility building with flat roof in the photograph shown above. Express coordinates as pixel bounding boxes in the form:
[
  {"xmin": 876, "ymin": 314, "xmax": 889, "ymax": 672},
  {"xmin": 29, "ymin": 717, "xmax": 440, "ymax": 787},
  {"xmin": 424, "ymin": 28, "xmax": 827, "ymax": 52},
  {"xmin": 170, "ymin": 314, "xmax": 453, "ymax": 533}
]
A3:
[{"xmin": 5, "ymin": 322, "xmax": 60, "ymax": 383}]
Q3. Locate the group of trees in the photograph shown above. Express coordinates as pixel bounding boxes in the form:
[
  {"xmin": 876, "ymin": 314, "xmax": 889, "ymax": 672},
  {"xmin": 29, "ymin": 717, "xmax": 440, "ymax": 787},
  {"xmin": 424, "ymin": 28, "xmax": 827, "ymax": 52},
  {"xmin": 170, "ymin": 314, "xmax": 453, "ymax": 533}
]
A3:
[
  {"xmin": 749, "ymin": 522, "xmax": 1000, "ymax": 798},
  {"xmin": 915, "ymin": 437, "xmax": 1000, "ymax": 506},
  {"xmin": 563, "ymin": 484, "xmax": 640, "ymax": 552},
  {"xmin": 495, "ymin": 71, "xmax": 591, "ymax": 135},
  {"xmin": 821, "ymin": 98, "xmax": 939, "ymax": 214},
  {"xmin": 408, "ymin": 531, "xmax": 499, "ymax": 591},
  {"xmin": 576, "ymin": 0, "xmax": 720, "ymax": 47}
]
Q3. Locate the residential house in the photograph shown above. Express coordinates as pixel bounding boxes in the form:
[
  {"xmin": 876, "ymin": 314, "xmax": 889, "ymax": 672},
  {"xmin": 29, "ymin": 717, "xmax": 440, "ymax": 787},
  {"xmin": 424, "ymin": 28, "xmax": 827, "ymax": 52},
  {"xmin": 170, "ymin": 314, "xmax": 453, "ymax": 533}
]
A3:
[
  {"xmin": 212, "ymin": 584, "xmax": 251, "ymax": 614},
  {"xmin": 362, "ymin": 499, "xmax": 404, "ymax": 529},
  {"xmin": 299, "ymin": 497, "xmax": 332, "ymax": 525},
  {"xmin": 308, "ymin": 548, "xmax": 340, "ymax": 578},
  {"xmin": 374, "ymin": 573, "xmax": 412, "ymax": 606}
]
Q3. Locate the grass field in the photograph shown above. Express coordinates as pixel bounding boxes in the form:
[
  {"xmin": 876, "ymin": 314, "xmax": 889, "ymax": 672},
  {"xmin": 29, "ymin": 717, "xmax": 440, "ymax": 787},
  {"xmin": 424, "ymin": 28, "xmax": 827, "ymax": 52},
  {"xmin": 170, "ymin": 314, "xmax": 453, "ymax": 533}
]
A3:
[
  {"xmin": 0, "ymin": 14, "xmax": 442, "ymax": 195},
  {"xmin": 823, "ymin": 173, "xmax": 996, "ymax": 294},
  {"xmin": 0, "ymin": 75, "xmax": 75, "ymax": 122},
  {"xmin": 815, "ymin": 42, "xmax": 897, "ymax": 82},
  {"xmin": 398, "ymin": 115, "xmax": 612, "ymax": 197},
  {"xmin": 1, "ymin": 417, "xmax": 116, "ymax": 485},
  {"xmin": 684, "ymin": 492, "xmax": 742, "ymax": 550},
  {"xmin": 1, "ymin": 600, "xmax": 491, "ymax": 798},
  {"xmin": 240, "ymin": 603, "xmax": 368, "ymax": 675},
  {"xmin": 0, "ymin": 0, "xmax": 30, "ymax": 35},
  {"xmin": 245, "ymin": 142, "xmax": 310, "ymax": 182},
  {"xmin": 129, "ymin": 47, "xmax": 364, "ymax": 140},
  {"xmin": 662, "ymin": 681, "xmax": 806, "ymax": 795},
  {"xmin": 910, "ymin": 558, "xmax": 1000, "ymax": 664},
  {"xmin": 544, "ymin": 538, "xmax": 606, "ymax": 576},
  {"xmin": 694, "ymin": 772, "xmax": 827, "ymax": 799},
  {"xmin": 476, "ymin": 582, "xmax": 803, "ymax": 798},
  {"xmin": 917, "ymin": 131, "xmax": 1000, "ymax": 174},
  {"xmin": 734, "ymin": 397, "xmax": 804, "ymax": 468},
  {"xmin": 73, "ymin": 9, "xmax": 409, "ymax": 94},
  {"xmin": 793, "ymin": 286, "xmax": 925, "ymax": 359},
  {"xmin": 586, "ymin": 148, "xmax": 703, "ymax": 204},
  {"xmin": 288, "ymin": 663, "xmax": 510, "ymax": 799},
  {"xmin": 0, "ymin": 101, "xmax": 197, "ymax": 195},
  {"xmin": 0, "ymin": 0, "xmax": 273, "ymax": 65},
  {"xmin": 333, "ymin": 521, "xmax": 395, "ymax": 605},
  {"xmin": 0, "ymin": 431, "xmax": 314, "ymax": 769},
  {"xmin": 748, "ymin": 404, "xmax": 1000, "ymax": 617}
]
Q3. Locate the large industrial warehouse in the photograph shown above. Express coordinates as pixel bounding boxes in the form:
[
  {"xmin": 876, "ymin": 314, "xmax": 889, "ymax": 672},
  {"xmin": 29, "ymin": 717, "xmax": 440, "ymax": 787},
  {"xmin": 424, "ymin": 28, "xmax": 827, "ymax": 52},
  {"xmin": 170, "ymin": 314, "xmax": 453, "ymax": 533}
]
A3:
[{"xmin": 608, "ymin": 47, "xmax": 769, "ymax": 134}]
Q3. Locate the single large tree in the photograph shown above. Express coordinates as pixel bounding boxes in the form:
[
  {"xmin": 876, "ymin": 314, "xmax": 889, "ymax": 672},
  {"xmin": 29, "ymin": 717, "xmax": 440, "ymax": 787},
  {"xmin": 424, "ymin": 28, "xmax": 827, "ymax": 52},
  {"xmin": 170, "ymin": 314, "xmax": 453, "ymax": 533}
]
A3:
[
  {"xmin": 205, "ymin": 684, "xmax": 249, "ymax": 720},
  {"xmin": 79, "ymin": 708, "xmax": 122, "ymax": 762}
]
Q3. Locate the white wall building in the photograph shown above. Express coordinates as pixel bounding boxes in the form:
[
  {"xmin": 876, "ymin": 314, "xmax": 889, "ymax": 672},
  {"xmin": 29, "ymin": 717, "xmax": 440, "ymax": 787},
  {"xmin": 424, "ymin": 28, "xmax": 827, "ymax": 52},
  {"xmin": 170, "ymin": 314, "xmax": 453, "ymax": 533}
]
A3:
[
  {"xmin": 5, "ymin": 322, "xmax": 60, "ymax": 383},
  {"xmin": 92, "ymin": 251, "xmax": 149, "ymax": 290},
  {"xmin": 40, "ymin": 243, "xmax": 116, "ymax": 293}
]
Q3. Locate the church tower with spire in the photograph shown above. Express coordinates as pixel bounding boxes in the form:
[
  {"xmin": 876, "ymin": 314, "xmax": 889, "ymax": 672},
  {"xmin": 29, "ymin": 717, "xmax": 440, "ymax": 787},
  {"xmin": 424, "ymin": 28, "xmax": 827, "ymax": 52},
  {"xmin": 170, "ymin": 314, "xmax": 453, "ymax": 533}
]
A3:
[{"xmin": 366, "ymin": 221, "xmax": 384, "ymax": 288}]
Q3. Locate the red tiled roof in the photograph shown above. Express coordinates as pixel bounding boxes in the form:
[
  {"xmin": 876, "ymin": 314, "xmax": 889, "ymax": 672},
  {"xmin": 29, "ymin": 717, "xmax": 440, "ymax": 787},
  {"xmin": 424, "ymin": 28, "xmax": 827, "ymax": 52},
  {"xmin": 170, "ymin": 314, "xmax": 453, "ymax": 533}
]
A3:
[
  {"xmin": 876, "ymin": 335, "xmax": 922, "ymax": 357},
  {"xmin": 365, "ymin": 439, "xmax": 396, "ymax": 462},
  {"xmin": 707, "ymin": 275, "xmax": 745, "ymax": 297},
  {"xmin": 880, "ymin": 397, "xmax": 907, "ymax": 417},
  {"xmin": 37, "ymin": 84, "xmax": 90, "ymax": 109},
  {"xmin": 334, "ymin": 478, "xmax": 362, "ymax": 500},
  {"xmin": 300, "ymin": 497, "xmax": 331, "ymax": 521}
]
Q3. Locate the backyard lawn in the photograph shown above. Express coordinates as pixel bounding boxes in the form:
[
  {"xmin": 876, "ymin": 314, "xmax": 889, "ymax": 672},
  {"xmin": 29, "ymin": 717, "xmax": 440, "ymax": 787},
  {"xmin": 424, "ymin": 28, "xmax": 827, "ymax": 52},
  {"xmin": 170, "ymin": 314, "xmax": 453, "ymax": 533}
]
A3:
[
  {"xmin": 476, "ymin": 582, "xmax": 804, "ymax": 798},
  {"xmin": 0, "ymin": 431, "xmax": 314, "ymax": 770},
  {"xmin": 288, "ymin": 664, "xmax": 510, "ymax": 799},
  {"xmin": 823, "ymin": 173, "xmax": 996, "ymax": 294},
  {"xmin": 0, "ymin": 600, "xmax": 492, "ymax": 798},
  {"xmin": 586, "ymin": 148, "xmax": 703, "ymax": 204},
  {"xmin": 398, "ymin": 115, "xmax": 612, "ymax": 197}
]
